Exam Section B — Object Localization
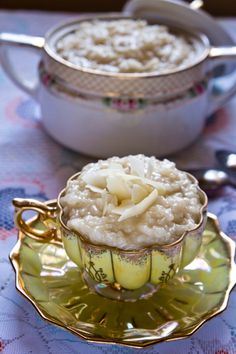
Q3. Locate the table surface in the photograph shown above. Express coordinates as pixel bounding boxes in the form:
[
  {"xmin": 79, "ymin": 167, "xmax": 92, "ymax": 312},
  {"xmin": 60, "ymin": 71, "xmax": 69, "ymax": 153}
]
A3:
[{"xmin": 1, "ymin": 10, "xmax": 236, "ymax": 354}]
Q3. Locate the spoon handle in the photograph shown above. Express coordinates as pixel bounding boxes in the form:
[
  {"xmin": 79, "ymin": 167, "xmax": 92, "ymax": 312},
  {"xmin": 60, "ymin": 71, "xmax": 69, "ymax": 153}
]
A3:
[
  {"xmin": 186, "ymin": 168, "xmax": 229, "ymax": 197},
  {"xmin": 190, "ymin": 0, "xmax": 204, "ymax": 10},
  {"xmin": 215, "ymin": 150, "xmax": 236, "ymax": 186},
  {"xmin": 216, "ymin": 150, "xmax": 236, "ymax": 169}
]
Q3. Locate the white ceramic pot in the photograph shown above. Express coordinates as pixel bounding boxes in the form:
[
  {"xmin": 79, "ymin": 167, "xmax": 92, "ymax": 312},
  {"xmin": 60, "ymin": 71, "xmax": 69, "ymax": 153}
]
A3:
[
  {"xmin": 38, "ymin": 71, "xmax": 209, "ymax": 157},
  {"xmin": 1, "ymin": 10, "xmax": 236, "ymax": 157}
]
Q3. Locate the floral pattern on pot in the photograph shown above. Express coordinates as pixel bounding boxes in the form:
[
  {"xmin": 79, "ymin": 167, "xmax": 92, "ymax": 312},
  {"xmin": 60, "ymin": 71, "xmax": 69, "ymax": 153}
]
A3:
[
  {"xmin": 39, "ymin": 61, "xmax": 208, "ymax": 112},
  {"xmin": 102, "ymin": 97, "xmax": 147, "ymax": 112}
]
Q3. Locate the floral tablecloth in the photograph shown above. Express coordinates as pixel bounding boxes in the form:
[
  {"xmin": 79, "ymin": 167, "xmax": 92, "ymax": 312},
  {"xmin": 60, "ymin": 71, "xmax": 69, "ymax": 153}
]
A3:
[{"xmin": 0, "ymin": 10, "xmax": 236, "ymax": 354}]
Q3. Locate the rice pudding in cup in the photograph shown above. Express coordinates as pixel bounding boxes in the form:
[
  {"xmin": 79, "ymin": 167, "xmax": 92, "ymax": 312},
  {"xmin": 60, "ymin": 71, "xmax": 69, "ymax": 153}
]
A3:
[{"xmin": 13, "ymin": 155, "xmax": 207, "ymax": 301}]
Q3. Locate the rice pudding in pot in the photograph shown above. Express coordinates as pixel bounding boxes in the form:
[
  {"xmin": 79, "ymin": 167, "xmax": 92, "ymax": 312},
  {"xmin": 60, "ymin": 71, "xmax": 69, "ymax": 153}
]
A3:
[
  {"xmin": 56, "ymin": 19, "xmax": 201, "ymax": 74},
  {"xmin": 60, "ymin": 155, "xmax": 203, "ymax": 250}
]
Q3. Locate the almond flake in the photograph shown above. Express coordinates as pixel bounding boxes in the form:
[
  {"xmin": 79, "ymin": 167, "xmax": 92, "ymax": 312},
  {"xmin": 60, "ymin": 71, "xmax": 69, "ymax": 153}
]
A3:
[
  {"xmin": 117, "ymin": 189, "xmax": 158, "ymax": 221},
  {"xmin": 106, "ymin": 175, "xmax": 131, "ymax": 201}
]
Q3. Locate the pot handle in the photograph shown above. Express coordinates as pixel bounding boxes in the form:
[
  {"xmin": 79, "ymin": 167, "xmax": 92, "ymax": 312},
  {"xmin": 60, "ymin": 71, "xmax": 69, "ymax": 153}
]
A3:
[
  {"xmin": 0, "ymin": 33, "xmax": 45, "ymax": 97},
  {"xmin": 207, "ymin": 46, "xmax": 236, "ymax": 116},
  {"xmin": 12, "ymin": 198, "xmax": 60, "ymax": 243}
]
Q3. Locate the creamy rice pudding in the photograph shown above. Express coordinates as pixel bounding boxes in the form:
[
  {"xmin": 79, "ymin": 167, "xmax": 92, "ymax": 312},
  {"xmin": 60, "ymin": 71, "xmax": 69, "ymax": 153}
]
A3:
[
  {"xmin": 56, "ymin": 19, "xmax": 200, "ymax": 74},
  {"xmin": 60, "ymin": 155, "xmax": 203, "ymax": 250}
]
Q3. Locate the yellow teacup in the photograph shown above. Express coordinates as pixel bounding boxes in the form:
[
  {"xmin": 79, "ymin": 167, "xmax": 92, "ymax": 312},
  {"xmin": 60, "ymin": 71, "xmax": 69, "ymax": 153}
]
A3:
[{"xmin": 13, "ymin": 171, "xmax": 207, "ymax": 301}]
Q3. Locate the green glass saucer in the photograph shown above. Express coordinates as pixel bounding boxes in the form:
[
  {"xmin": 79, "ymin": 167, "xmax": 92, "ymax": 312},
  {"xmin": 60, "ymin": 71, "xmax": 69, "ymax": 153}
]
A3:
[{"xmin": 10, "ymin": 205, "xmax": 236, "ymax": 348}]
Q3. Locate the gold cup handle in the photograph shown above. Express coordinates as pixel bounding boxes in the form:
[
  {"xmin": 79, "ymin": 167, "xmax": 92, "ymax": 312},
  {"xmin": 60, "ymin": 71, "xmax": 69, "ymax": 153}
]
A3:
[{"xmin": 12, "ymin": 198, "xmax": 60, "ymax": 243}]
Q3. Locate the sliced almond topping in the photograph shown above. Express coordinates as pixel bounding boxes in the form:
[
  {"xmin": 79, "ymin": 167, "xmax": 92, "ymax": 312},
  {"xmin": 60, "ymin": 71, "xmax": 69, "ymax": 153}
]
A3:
[
  {"xmin": 81, "ymin": 170, "xmax": 107, "ymax": 188},
  {"xmin": 107, "ymin": 175, "xmax": 131, "ymax": 201},
  {"xmin": 81, "ymin": 160, "xmax": 163, "ymax": 221},
  {"xmin": 112, "ymin": 200, "xmax": 134, "ymax": 215},
  {"xmin": 86, "ymin": 184, "xmax": 105, "ymax": 194},
  {"xmin": 117, "ymin": 189, "xmax": 158, "ymax": 221},
  {"xmin": 131, "ymin": 184, "xmax": 149, "ymax": 204},
  {"xmin": 129, "ymin": 156, "xmax": 145, "ymax": 177},
  {"xmin": 108, "ymin": 162, "xmax": 124, "ymax": 171}
]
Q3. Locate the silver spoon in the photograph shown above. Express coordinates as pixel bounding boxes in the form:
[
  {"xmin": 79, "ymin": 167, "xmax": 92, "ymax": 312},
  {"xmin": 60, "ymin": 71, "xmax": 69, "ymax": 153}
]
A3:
[
  {"xmin": 216, "ymin": 150, "xmax": 236, "ymax": 170},
  {"xmin": 187, "ymin": 168, "xmax": 235, "ymax": 195},
  {"xmin": 190, "ymin": 0, "xmax": 204, "ymax": 10}
]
